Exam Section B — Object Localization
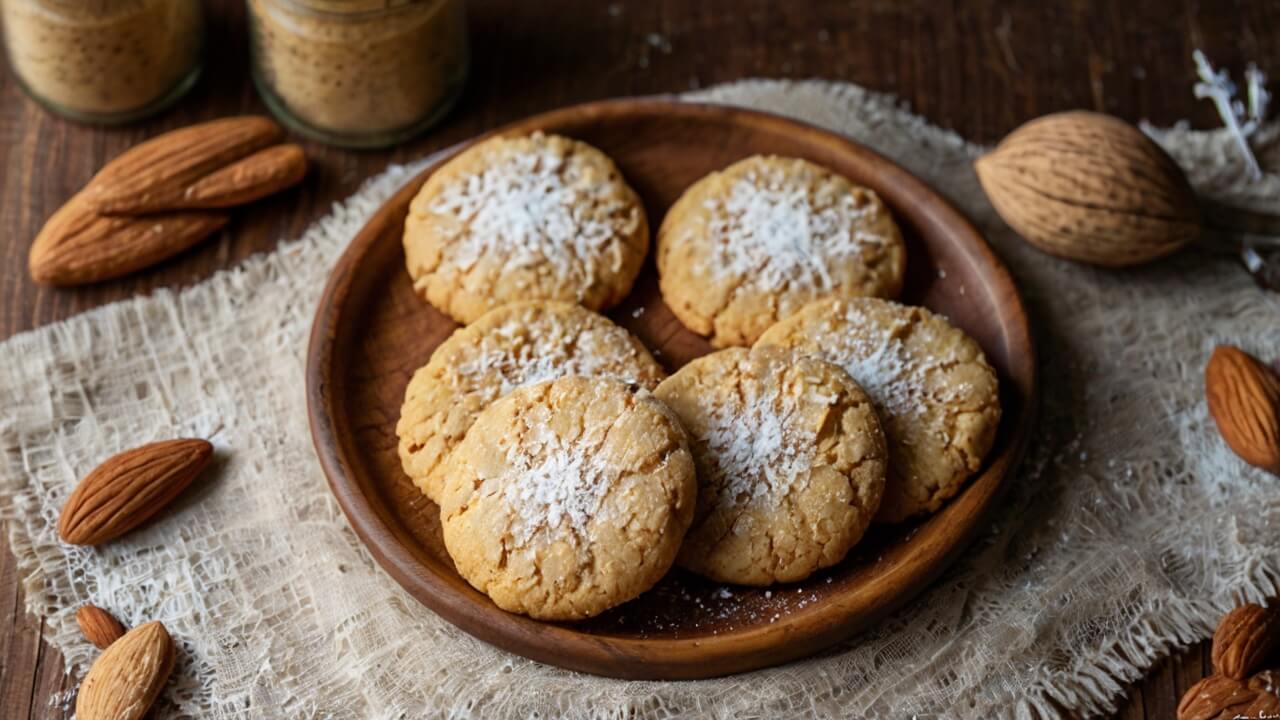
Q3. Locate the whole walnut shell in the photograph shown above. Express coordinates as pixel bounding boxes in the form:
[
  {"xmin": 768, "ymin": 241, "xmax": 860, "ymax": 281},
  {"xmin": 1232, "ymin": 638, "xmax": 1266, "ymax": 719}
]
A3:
[{"xmin": 975, "ymin": 110, "xmax": 1203, "ymax": 267}]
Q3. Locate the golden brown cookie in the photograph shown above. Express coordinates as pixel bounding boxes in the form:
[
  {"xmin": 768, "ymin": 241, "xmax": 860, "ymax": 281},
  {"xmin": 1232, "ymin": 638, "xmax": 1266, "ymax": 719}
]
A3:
[
  {"xmin": 756, "ymin": 297, "xmax": 1002, "ymax": 523},
  {"xmin": 396, "ymin": 301, "xmax": 665, "ymax": 503},
  {"xmin": 656, "ymin": 155, "xmax": 906, "ymax": 348},
  {"xmin": 403, "ymin": 132, "xmax": 649, "ymax": 324},
  {"xmin": 654, "ymin": 346, "xmax": 887, "ymax": 586},
  {"xmin": 439, "ymin": 377, "xmax": 697, "ymax": 620}
]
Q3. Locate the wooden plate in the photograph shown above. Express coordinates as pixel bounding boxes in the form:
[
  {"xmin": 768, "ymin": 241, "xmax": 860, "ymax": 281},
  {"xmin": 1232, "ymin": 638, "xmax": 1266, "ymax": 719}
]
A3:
[{"xmin": 306, "ymin": 98, "xmax": 1036, "ymax": 680}]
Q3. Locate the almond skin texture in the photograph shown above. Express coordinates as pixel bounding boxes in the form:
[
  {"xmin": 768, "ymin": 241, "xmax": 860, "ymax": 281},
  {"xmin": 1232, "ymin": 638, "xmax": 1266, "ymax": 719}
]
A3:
[
  {"xmin": 975, "ymin": 110, "xmax": 1202, "ymax": 267},
  {"xmin": 1235, "ymin": 691, "xmax": 1280, "ymax": 719},
  {"xmin": 1213, "ymin": 604, "xmax": 1280, "ymax": 679},
  {"xmin": 58, "ymin": 439, "xmax": 213, "ymax": 546},
  {"xmin": 1178, "ymin": 674, "xmax": 1262, "ymax": 720},
  {"xmin": 178, "ymin": 143, "xmax": 307, "ymax": 208},
  {"xmin": 1252, "ymin": 669, "xmax": 1280, "ymax": 695},
  {"xmin": 77, "ymin": 605, "xmax": 127, "ymax": 650},
  {"xmin": 28, "ymin": 196, "xmax": 227, "ymax": 286},
  {"xmin": 76, "ymin": 621, "xmax": 175, "ymax": 720},
  {"xmin": 81, "ymin": 116, "xmax": 284, "ymax": 215},
  {"xmin": 1206, "ymin": 346, "xmax": 1280, "ymax": 475}
]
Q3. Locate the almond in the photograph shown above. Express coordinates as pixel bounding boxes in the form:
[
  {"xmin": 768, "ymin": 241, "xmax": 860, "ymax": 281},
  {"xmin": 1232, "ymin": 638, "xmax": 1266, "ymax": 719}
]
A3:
[
  {"xmin": 77, "ymin": 605, "xmax": 127, "ymax": 650},
  {"xmin": 1240, "ymin": 679, "xmax": 1280, "ymax": 717},
  {"xmin": 177, "ymin": 143, "xmax": 308, "ymax": 208},
  {"xmin": 1251, "ymin": 669, "xmax": 1280, "ymax": 695},
  {"xmin": 76, "ymin": 621, "xmax": 175, "ymax": 720},
  {"xmin": 1178, "ymin": 674, "xmax": 1259, "ymax": 720},
  {"xmin": 28, "ymin": 195, "xmax": 227, "ymax": 286},
  {"xmin": 1205, "ymin": 346, "xmax": 1280, "ymax": 476},
  {"xmin": 81, "ymin": 116, "xmax": 284, "ymax": 215},
  {"xmin": 975, "ymin": 111, "xmax": 1202, "ymax": 267},
  {"xmin": 29, "ymin": 116, "xmax": 306, "ymax": 283},
  {"xmin": 58, "ymin": 439, "xmax": 213, "ymax": 546},
  {"xmin": 1213, "ymin": 604, "xmax": 1280, "ymax": 679}
]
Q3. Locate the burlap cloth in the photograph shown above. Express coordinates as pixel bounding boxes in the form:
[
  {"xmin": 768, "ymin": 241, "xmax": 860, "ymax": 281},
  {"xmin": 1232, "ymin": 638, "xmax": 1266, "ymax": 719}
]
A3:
[{"xmin": 3, "ymin": 80, "xmax": 1279, "ymax": 719}]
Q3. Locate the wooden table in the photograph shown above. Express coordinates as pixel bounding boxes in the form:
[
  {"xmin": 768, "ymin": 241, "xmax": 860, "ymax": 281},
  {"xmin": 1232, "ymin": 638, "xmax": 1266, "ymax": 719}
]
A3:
[{"xmin": 1, "ymin": 1, "xmax": 1275, "ymax": 717}]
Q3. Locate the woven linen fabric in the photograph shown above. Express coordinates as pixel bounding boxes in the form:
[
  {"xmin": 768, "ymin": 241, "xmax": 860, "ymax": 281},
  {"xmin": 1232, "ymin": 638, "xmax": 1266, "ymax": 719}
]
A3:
[{"xmin": 2, "ymin": 80, "xmax": 1279, "ymax": 719}]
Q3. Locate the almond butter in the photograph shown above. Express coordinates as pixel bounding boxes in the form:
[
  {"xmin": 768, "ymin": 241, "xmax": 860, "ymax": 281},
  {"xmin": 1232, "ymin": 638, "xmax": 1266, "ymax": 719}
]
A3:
[
  {"xmin": 77, "ymin": 605, "xmax": 127, "ymax": 650},
  {"xmin": 975, "ymin": 111, "xmax": 1202, "ymax": 267},
  {"xmin": 76, "ymin": 621, "xmax": 175, "ymax": 720},
  {"xmin": 1213, "ymin": 604, "xmax": 1280, "ymax": 679},
  {"xmin": 58, "ymin": 439, "xmax": 213, "ymax": 546},
  {"xmin": 28, "ymin": 195, "xmax": 227, "ymax": 286},
  {"xmin": 1206, "ymin": 346, "xmax": 1280, "ymax": 476},
  {"xmin": 177, "ymin": 143, "xmax": 308, "ymax": 208},
  {"xmin": 81, "ymin": 116, "xmax": 284, "ymax": 215}
]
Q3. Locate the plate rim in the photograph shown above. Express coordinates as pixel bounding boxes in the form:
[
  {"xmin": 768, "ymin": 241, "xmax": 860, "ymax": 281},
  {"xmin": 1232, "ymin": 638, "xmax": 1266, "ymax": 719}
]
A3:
[{"xmin": 306, "ymin": 96, "xmax": 1038, "ymax": 680}]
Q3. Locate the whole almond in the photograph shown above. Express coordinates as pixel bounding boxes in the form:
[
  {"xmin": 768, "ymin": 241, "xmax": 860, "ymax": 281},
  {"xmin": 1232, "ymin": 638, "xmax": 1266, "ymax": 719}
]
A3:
[
  {"xmin": 975, "ymin": 111, "xmax": 1201, "ymax": 267},
  {"xmin": 1178, "ymin": 674, "xmax": 1259, "ymax": 720},
  {"xmin": 28, "ymin": 196, "xmax": 227, "ymax": 286},
  {"xmin": 58, "ymin": 439, "xmax": 213, "ymax": 546},
  {"xmin": 77, "ymin": 605, "xmax": 127, "ymax": 650},
  {"xmin": 177, "ymin": 144, "xmax": 308, "ymax": 209},
  {"xmin": 76, "ymin": 621, "xmax": 175, "ymax": 720},
  {"xmin": 1206, "ymin": 346, "xmax": 1280, "ymax": 476},
  {"xmin": 1213, "ymin": 604, "xmax": 1280, "ymax": 679},
  {"xmin": 81, "ymin": 116, "xmax": 284, "ymax": 215}
]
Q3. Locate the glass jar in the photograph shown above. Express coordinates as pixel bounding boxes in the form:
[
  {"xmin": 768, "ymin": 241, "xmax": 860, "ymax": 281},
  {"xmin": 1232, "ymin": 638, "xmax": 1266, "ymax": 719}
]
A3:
[
  {"xmin": 0, "ymin": 0, "xmax": 203, "ymax": 124},
  {"xmin": 247, "ymin": 0, "xmax": 468, "ymax": 148}
]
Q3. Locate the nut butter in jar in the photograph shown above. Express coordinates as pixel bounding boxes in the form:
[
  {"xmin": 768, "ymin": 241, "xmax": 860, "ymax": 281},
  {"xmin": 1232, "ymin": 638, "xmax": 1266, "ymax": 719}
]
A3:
[
  {"xmin": 0, "ymin": 0, "xmax": 203, "ymax": 123},
  {"xmin": 247, "ymin": 0, "xmax": 468, "ymax": 148}
]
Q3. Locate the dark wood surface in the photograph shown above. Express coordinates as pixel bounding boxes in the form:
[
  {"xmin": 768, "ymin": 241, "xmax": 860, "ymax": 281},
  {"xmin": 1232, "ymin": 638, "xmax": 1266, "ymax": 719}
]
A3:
[
  {"xmin": 308, "ymin": 99, "xmax": 1035, "ymax": 679},
  {"xmin": 1, "ymin": 0, "xmax": 1275, "ymax": 716}
]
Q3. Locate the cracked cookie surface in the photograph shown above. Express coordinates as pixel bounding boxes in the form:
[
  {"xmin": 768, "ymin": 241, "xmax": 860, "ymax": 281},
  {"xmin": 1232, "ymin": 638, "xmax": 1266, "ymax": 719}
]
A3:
[
  {"xmin": 403, "ymin": 132, "xmax": 649, "ymax": 324},
  {"xmin": 654, "ymin": 346, "xmax": 887, "ymax": 586},
  {"xmin": 656, "ymin": 155, "xmax": 905, "ymax": 348},
  {"xmin": 439, "ymin": 377, "xmax": 696, "ymax": 620},
  {"xmin": 756, "ymin": 297, "xmax": 1001, "ymax": 523},
  {"xmin": 396, "ymin": 301, "xmax": 665, "ymax": 503}
]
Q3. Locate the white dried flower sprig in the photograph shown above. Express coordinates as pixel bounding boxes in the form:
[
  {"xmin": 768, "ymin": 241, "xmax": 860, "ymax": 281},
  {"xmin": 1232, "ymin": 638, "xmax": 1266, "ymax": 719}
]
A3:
[
  {"xmin": 1245, "ymin": 64, "xmax": 1272, "ymax": 127},
  {"xmin": 1193, "ymin": 50, "xmax": 1271, "ymax": 181}
]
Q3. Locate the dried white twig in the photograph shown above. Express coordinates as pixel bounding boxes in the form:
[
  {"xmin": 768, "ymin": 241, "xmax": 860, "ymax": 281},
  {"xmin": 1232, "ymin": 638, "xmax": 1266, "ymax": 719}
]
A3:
[{"xmin": 1193, "ymin": 50, "xmax": 1265, "ymax": 181}]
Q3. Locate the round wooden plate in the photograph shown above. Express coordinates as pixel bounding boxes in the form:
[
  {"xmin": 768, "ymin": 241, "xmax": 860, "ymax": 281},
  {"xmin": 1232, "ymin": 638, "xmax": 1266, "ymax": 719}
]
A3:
[{"xmin": 306, "ymin": 98, "xmax": 1036, "ymax": 680}]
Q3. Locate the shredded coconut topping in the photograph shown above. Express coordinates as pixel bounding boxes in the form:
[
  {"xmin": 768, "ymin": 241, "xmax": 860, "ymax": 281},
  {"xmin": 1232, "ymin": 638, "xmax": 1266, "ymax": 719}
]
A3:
[
  {"xmin": 702, "ymin": 362, "xmax": 824, "ymax": 504},
  {"xmin": 451, "ymin": 317, "xmax": 642, "ymax": 397},
  {"xmin": 700, "ymin": 160, "xmax": 883, "ymax": 291},
  {"xmin": 832, "ymin": 322, "xmax": 921, "ymax": 422},
  {"xmin": 822, "ymin": 304, "xmax": 963, "ymax": 427},
  {"xmin": 428, "ymin": 134, "xmax": 636, "ymax": 297},
  {"xmin": 501, "ymin": 425, "xmax": 613, "ymax": 545}
]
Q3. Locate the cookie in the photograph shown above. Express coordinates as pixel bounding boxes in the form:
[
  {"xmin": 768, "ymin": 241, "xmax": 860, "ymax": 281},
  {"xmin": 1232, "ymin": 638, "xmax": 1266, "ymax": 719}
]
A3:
[
  {"xmin": 654, "ymin": 346, "xmax": 887, "ymax": 586},
  {"xmin": 396, "ymin": 301, "xmax": 665, "ymax": 503},
  {"xmin": 756, "ymin": 297, "xmax": 1001, "ymax": 523},
  {"xmin": 403, "ymin": 131, "xmax": 649, "ymax": 324},
  {"xmin": 439, "ymin": 377, "xmax": 697, "ymax": 620},
  {"xmin": 656, "ymin": 155, "xmax": 906, "ymax": 348}
]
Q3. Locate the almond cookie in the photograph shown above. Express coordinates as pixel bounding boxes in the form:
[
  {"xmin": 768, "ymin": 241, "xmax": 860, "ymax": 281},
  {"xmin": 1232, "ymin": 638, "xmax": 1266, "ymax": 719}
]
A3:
[
  {"xmin": 756, "ymin": 297, "xmax": 1001, "ymax": 523},
  {"xmin": 403, "ymin": 132, "xmax": 649, "ymax": 324},
  {"xmin": 439, "ymin": 377, "xmax": 697, "ymax": 620},
  {"xmin": 654, "ymin": 346, "xmax": 887, "ymax": 586},
  {"xmin": 656, "ymin": 155, "xmax": 906, "ymax": 348},
  {"xmin": 396, "ymin": 301, "xmax": 664, "ymax": 503}
]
